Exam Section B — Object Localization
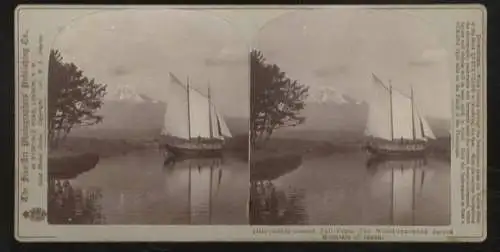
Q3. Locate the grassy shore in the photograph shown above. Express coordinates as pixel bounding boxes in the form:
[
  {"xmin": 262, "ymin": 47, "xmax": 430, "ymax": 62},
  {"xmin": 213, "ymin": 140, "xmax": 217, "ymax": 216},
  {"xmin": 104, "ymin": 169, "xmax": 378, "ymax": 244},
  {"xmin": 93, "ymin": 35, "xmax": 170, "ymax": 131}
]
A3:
[
  {"xmin": 252, "ymin": 137, "xmax": 362, "ymax": 162},
  {"xmin": 426, "ymin": 136, "xmax": 452, "ymax": 161},
  {"xmin": 252, "ymin": 135, "xmax": 451, "ymax": 162},
  {"xmin": 50, "ymin": 133, "xmax": 250, "ymax": 159},
  {"xmin": 50, "ymin": 136, "xmax": 157, "ymax": 158},
  {"xmin": 48, "ymin": 137, "xmax": 157, "ymax": 178}
]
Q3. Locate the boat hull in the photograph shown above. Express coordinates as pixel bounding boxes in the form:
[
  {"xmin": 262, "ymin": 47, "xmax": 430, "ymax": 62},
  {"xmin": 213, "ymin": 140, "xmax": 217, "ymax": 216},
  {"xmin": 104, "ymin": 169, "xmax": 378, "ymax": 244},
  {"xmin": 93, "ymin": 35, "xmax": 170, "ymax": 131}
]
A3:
[
  {"xmin": 159, "ymin": 135, "xmax": 225, "ymax": 158},
  {"xmin": 364, "ymin": 140, "xmax": 428, "ymax": 158}
]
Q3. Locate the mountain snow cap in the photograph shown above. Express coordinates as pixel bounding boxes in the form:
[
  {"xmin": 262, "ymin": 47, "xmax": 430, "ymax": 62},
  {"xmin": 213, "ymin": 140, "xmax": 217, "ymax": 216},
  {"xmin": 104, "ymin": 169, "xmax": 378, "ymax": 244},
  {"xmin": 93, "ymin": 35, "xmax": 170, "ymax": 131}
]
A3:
[{"xmin": 106, "ymin": 85, "xmax": 159, "ymax": 103}]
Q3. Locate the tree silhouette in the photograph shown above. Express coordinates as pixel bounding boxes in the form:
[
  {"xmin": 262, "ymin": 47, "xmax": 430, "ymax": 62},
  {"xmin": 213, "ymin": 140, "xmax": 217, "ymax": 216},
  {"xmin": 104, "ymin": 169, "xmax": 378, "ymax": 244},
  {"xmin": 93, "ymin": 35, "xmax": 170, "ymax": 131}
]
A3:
[
  {"xmin": 48, "ymin": 49, "xmax": 107, "ymax": 149},
  {"xmin": 250, "ymin": 49, "xmax": 309, "ymax": 147}
]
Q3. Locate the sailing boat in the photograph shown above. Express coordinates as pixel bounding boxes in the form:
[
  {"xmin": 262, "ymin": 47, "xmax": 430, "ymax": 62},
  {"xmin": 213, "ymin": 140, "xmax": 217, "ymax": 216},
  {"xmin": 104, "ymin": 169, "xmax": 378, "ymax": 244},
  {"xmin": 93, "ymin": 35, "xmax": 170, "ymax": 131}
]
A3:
[
  {"xmin": 364, "ymin": 73, "xmax": 436, "ymax": 156},
  {"xmin": 159, "ymin": 72, "xmax": 232, "ymax": 157}
]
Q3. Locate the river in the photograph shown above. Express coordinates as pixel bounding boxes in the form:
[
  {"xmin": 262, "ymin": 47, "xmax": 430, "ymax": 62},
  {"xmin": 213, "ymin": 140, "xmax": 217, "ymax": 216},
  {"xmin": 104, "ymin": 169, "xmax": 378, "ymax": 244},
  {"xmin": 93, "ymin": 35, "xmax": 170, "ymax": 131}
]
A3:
[
  {"xmin": 47, "ymin": 148, "xmax": 450, "ymax": 226},
  {"xmin": 47, "ymin": 148, "xmax": 249, "ymax": 225},
  {"xmin": 250, "ymin": 151, "xmax": 450, "ymax": 226}
]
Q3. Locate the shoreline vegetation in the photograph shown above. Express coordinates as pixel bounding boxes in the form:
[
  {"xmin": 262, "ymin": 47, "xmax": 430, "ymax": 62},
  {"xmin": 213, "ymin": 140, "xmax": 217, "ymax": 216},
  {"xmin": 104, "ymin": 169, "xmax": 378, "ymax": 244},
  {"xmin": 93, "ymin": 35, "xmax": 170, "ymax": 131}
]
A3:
[
  {"xmin": 48, "ymin": 131, "xmax": 450, "ymax": 179},
  {"xmin": 49, "ymin": 134, "xmax": 451, "ymax": 162},
  {"xmin": 250, "ymin": 135, "xmax": 451, "ymax": 182},
  {"xmin": 252, "ymin": 135, "xmax": 452, "ymax": 163},
  {"xmin": 47, "ymin": 133, "xmax": 250, "ymax": 178}
]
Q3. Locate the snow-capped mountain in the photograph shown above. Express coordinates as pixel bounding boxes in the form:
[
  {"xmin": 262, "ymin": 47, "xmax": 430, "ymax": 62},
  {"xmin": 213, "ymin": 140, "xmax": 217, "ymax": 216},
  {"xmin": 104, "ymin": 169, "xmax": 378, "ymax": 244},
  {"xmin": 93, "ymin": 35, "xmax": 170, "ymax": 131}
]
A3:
[
  {"xmin": 271, "ymin": 85, "xmax": 368, "ymax": 139},
  {"xmin": 68, "ymin": 84, "xmax": 167, "ymax": 138},
  {"xmin": 106, "ymin": 85, "xmax": 160, "ymax": 103},
  {"xmin": 71, "ymin": 84, "xmax": 248, "ymax": 139},
  {"xmin": 308, "ymin": 86, "xmax": 364, "ymax": 105}
]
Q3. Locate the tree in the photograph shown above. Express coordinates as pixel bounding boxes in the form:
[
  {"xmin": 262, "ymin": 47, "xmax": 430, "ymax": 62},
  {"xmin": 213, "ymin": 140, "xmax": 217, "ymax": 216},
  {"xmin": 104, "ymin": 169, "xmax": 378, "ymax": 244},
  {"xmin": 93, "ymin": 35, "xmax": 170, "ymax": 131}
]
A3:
[
  {"xmin": 48, "ymin": 49, "xmax": 107, "ymax": 149},
  {"xmin": 250, "ymin": 49, "xmax": 309, "ymax": 147}
]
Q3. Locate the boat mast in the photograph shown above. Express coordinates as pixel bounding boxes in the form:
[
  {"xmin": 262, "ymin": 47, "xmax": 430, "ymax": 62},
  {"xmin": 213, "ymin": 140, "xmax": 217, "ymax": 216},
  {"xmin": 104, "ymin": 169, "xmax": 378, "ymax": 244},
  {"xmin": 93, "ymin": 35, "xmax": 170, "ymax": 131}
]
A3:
[
  {"xmin": 187, "ymin": 76, "xmax": 192, "ymax": 140},
  {"xmin": 410, "ymin": 85, "xmax": 416, "ymax": 141},
  {"xmin": 389, "ymin": 80, "xmax": 394, "ymax": 141},
  {"xmin": 208, "ymin": 82, "xmax": 213, "ymax": 139}
]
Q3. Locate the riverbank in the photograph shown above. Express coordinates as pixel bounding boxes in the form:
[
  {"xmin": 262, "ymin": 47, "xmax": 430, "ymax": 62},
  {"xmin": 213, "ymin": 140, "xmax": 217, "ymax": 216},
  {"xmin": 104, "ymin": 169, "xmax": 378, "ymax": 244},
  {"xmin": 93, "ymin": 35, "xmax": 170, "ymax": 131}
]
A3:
[
  {"xmin": 252, "ymin": 137, "xmax": 361, "ymax": 162},
  {"xmin": 48, "ymin": 137, "xmax": 156, "ymax": 178},
  {"xmin": 252, "ymin": 136, "xmax": 451, "ymax": 162},
  {"xmin": 51, "ymin": 136, "xmax": 157, "ymax": 158},
  {"xmin": 426, "ymin": 136, "xmax": 451, "ymax": 161}
]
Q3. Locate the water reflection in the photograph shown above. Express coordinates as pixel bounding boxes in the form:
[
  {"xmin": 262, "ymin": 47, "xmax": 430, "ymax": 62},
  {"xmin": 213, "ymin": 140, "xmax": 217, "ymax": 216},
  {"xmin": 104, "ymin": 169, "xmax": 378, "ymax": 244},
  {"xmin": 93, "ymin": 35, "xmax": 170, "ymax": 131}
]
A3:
[
  {"xmin": 48, "ymin": 177, "xmax": 105, "ymax": 224},
  {"xmin": 162, "ymin": 156, "xmax": 224, "ymax": 224},
  {"xmin": 249, "ymin": 154, "xmax": 308, "ymax": 224},
  {"xmin": 365, "ymin": 155, "xmax": 433, "ymax": 225},
  {"xmin": 47, "ymin": 149, "xmax": 249, "ymax": 225},
  {"xmin": 250, "ymin": 152, "xmax": 450, "ymax": 225}
]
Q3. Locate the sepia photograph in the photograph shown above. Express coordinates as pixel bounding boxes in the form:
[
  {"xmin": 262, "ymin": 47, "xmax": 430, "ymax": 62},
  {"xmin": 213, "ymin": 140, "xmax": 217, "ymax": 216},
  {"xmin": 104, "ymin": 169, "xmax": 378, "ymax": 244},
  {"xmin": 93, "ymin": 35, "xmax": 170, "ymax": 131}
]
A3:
[
  {"xmin": 15, "ymin": 5, "xmax": 485, "ymax": 242},
  {"xmin": 249, "ymin": 9, "xmax": 452, "ymax": 226},
  {"xmin": 45, "ymin": 9, "xmax": 250, "ymax": 225}
]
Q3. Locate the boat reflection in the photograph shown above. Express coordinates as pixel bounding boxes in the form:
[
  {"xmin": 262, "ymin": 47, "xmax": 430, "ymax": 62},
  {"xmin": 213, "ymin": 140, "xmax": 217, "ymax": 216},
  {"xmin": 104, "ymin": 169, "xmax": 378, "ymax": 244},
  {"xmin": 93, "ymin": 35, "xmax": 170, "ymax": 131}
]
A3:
[
  {"xmin": 162, "ymin": 155, "xmax": 224, "ymax": 225},
  {"xmin": 249, "ymin": 154, "xmax": 306, "ymax": 225},
  {"xmin": 365, "ymin": 155, "xmax": 431, "ymax": 225},
  {"xmin": 47, "ymin": 176, "xmax": 104, "ymax": 224}
]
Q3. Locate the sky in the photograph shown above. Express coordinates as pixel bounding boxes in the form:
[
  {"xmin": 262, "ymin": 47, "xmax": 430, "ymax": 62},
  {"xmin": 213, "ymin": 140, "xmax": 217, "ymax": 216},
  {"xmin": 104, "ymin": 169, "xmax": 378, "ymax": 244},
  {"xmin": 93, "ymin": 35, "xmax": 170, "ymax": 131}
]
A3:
[
  {"xmin": 254, "ymin": 8, "xmax": 453, "ymax": 119},
  {"xmin": 52, "ymin": 7, "xmax": 460, "ymax": 119},
  {"xmin": 53, "ymin": 9, "xmax": 250, "ymax": 118}
]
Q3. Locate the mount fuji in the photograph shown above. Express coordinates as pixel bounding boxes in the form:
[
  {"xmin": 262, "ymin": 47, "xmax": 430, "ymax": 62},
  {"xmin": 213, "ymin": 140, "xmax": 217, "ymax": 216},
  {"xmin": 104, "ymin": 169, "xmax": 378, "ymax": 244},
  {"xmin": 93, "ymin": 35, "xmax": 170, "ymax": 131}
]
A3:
[
  {"xmin": 307, "ymin": 86, "xmax": 365, "ymax": 105},
  {"xmin": 70, "ymin": 85, "xmax": 249, "ymax": 140},
  {"xmin": 105, "ymin": 85, "xmax": 161, "ymax": 103},
  {"xmin": 272, "ymin": 85, "xmax": 369, "ymax": 141},
  {"xmin": 70, "ymin": 85, "xmax": 166, "ymax": 139}
]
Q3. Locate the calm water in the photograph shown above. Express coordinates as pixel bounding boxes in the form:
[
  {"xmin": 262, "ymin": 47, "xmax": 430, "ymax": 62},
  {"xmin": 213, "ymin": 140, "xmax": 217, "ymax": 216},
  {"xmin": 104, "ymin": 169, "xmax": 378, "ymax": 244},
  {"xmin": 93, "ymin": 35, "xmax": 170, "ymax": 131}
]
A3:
[
  {"xmin": 48, "ymin": 148, "xmax": 249, "ymax": 225},
  {"xmin": 250, "ymin": 152, "xmax": 450, "ymax": 226},
  {"xmin": 48, "ymin": 148, "xmax": 450, "ymax": 226}
]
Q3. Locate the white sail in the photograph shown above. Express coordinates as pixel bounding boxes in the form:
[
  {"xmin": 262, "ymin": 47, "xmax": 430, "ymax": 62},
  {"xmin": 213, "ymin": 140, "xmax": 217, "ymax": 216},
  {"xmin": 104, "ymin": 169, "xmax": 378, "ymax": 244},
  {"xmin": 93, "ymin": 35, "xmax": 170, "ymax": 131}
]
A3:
[
  {"xmin": 209, "ymin": 104, "xmax": 223, "ymax": 139},
  {"xmin": 162, "ymin": 72, "xmax": 232, "ymax": 141},
  {"xmin": 412, "ymin": 113, "xmax": 425, "ymax": 140},
  {"xmin": 189, "ymin": 89, "xmax": 212, "ymax": 138},
  {"xmin": 365, "ymin": 74, "xmax": 393, "ymax": 140},
  {"xmin": 215, "ymin": 108, "xmax": 232, "ymax": 138},
  {"xmin": 365, "ymin": 73, "xmax": 436, "ymax": 141},
  {"xmin": 189, "ymin": 87, "xmax": 232, "ymax": 139},
  {"xmin": 391, "ymin": 90, "xmax": 415, "ymax": 140},
  {"xmin": 416, "ymin": 110, "xmax": 436, "ymax": 140},
  {"xmin": 161, "ymin": 73, "xmax": 190, "ymax": 139}
]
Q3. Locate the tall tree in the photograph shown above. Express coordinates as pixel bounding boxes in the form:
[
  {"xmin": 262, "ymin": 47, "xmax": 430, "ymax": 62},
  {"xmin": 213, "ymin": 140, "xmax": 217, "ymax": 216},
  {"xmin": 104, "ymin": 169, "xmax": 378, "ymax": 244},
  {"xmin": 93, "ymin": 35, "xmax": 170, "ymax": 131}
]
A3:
[
  {"xmin": 48, "ymin": 49, "xmax": 107, "ymax": 149},
  {"xmin": 250, "ymin": 49, "xmax": 309, "ymax": 147}
]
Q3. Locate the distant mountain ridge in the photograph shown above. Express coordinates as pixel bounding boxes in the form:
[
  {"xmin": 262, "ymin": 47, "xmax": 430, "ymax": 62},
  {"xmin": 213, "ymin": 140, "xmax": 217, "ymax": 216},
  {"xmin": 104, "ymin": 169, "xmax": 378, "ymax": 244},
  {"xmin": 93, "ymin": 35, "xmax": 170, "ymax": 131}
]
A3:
[
  {"xmin": 71, "ymin": 87, "xmax": 248, "ymax": 139},
  {"xmin": 276, "ymin": 85, "xmax": 368, "ymax": 136},
  {"xmin": 308, "ymin": 86, "xmax": 365, "ymax": 105},
  {"xmin": 274, "ymin": 88, "xmax": 449, "ymax": 141},
  {"xmin": 70, "ymin": 85, "xmax": 446, "ymax": 142},
  {"xmin": 105, "ymin": 85, "xmax": 161, "ymax": 103},
  {"xmin": 426, "ymin": 116, "xmax": 450, "ymax": 138}
]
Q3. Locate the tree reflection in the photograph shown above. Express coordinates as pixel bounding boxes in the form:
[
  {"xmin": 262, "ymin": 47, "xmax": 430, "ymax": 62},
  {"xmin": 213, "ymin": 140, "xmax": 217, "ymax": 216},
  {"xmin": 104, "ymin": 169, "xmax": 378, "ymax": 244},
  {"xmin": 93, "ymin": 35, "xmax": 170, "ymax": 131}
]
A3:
[
  {"xmin": 249, "ymin": 154, "xmax": 306, "ymax": 225},
  {"xmin": 250, "ymin": 181, "xmax": 307, "ymax": 225},
  {"xmin": 48, "ymin": 177, "xmax": 104, "ymax": 224}
]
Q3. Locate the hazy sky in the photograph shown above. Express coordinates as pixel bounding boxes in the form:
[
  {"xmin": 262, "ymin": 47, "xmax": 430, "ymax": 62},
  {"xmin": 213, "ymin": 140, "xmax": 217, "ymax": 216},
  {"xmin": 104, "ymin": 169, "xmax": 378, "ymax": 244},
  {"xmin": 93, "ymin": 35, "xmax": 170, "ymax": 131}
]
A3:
[
  {"xmin": 53, "ymin": 9, "xmax": 250, "ymax": 117},
  {"xmin": 53, "ymin": 8, "xmax": 458, "ymax": 119},
  {"xmin": 255, "ymin": 9, "xmax": 453, "ymax": 119}
]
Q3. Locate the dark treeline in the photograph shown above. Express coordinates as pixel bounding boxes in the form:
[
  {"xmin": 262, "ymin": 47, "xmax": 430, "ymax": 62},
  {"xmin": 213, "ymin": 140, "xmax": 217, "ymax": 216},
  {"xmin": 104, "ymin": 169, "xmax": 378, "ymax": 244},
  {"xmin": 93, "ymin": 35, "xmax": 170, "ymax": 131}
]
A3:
[
  {"xmin": 48, "ymin": 49, "xmax": 107, "ymax": 149},
  {"xmin": 250, "ymin": 49, "xmax": 309, "ymax": 149}
]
